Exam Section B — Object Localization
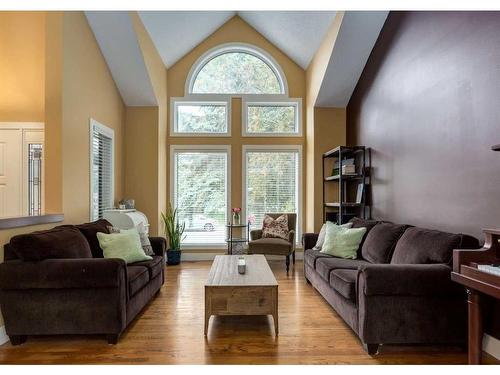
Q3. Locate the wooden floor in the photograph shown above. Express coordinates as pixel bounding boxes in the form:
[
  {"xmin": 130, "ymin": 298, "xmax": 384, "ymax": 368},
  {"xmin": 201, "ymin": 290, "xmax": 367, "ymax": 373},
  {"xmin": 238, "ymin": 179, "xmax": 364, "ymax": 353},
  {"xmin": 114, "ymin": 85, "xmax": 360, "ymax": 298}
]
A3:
[{"xmin": 0, "ymin": 260, "xmax": 498, "ymax": 364}]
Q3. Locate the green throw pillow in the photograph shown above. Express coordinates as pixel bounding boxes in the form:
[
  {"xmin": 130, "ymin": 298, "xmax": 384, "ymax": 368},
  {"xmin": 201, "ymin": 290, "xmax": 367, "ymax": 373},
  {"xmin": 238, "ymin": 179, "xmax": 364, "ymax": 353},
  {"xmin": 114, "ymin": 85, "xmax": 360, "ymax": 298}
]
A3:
[
  {"xmin": 320, "ymin": 223, "xmax": 367, "ymax": 259},
  {"xmin": 97, "ymin": 231, "xmax": 152, "ymax": 264}
]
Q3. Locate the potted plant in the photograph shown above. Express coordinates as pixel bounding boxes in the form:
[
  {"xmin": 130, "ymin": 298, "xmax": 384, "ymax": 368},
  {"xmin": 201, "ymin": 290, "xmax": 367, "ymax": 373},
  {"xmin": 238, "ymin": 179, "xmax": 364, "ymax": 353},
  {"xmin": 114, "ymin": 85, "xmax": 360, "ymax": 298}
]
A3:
[{"xmin": 161, "ymin": 204, "xmax": 186, "ymax": 265}]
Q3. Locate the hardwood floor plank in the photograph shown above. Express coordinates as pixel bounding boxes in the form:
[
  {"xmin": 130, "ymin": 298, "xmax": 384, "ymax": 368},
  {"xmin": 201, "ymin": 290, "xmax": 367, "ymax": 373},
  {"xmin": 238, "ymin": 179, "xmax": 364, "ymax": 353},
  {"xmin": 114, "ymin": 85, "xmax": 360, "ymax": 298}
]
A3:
[{"xmin": 0, "ymin": 260, "xmax": 498, "ymax": 364}]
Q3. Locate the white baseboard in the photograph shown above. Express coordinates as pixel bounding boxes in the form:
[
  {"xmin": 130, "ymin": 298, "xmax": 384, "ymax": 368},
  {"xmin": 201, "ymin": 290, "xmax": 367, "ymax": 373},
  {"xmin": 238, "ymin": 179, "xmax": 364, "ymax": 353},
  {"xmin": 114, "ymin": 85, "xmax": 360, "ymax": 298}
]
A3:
[
  {"xmin": 0, "ymin": 325, "xmax": 9, "ymax": 346},
  {"xmin": 483, "ymin": 333, "xmax": 500, "ymax": 360},
  {"xmin": 180, "ymin": 252, "xmax": 303, "ymax": 262}
]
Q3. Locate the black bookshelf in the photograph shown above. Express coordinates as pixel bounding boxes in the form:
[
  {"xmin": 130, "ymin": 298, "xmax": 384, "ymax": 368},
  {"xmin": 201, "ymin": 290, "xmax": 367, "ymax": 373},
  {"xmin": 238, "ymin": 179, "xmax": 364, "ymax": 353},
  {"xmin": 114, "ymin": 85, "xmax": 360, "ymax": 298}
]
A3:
[{"xmin": 322, "ymin": 146, "xmax": 371, "ymax": 224}]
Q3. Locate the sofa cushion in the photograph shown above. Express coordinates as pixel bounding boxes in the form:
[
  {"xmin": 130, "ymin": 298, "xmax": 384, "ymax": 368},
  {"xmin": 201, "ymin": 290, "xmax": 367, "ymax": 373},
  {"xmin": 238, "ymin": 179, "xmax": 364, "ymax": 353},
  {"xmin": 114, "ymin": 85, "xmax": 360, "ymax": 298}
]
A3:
[
  {"xmin": 130, "ymin": 255, "xmax": 163, "ymax": 279},
  {"xmin": 10, "ymin": 227, "xmax": 92, "ymax": 261},
  {"xmin": 361, "ymin": 222, "xmax": 408, "ymax": 263},
  {"xmin": 348, "ymin": 217, "xmax": 380, "ymax": 257},
  {"xmin": 391, "ymin": 227, "xmax": 461, "ymax": 264},
  {"xmin": 127, "ymin": 266, "xmax": 149, "ymax": 297},
  {"xmin": 329, "ymin": 269, "xmax": 358, "ymax": 301},
  {"xmin": 72, "ymin": 219, "xmax": 112, "ymax": 258},
  {"xmin": 304, "ymin": 249, "xmax": 332, "ymax": 268},
  {"xmin": 315, "ymin": 257, "xmax": 369, "ymax": 281},
  {"xmin": 248, "ymin": 237, "xmax": 292, "ymax": 256}
]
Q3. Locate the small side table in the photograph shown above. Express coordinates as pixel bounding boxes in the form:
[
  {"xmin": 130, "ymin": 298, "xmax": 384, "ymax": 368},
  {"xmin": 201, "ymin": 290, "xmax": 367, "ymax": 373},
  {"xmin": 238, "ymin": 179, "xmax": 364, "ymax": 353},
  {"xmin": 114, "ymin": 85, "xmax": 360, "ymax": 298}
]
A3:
[{"xmin": 225, "ymin": 222, "xmax": 250, "ymax": 255}]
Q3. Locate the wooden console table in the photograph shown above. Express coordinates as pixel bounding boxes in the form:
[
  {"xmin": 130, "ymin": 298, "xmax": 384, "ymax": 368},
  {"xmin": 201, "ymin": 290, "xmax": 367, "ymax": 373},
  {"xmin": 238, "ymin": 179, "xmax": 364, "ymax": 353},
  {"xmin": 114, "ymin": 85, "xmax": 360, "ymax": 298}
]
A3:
[{"xmin": 451, "ymin": 229, "xmax": 500, "ymax": 364}]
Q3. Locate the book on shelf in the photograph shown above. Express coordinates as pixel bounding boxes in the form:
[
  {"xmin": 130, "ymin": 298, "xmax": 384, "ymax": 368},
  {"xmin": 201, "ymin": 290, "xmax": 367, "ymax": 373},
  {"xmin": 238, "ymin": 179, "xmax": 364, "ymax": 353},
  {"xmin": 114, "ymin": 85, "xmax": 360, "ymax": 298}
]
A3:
[
  {"xmin": 333, "ymin": 158, "xmax": 356, "ymax": 176},
  {"xmin": 477, "ymin": 264, "xmax": 500, "ymax": 276},
  {"xmin": 342, "ymin": 165, "xmax": 356, "ymax": 174}
]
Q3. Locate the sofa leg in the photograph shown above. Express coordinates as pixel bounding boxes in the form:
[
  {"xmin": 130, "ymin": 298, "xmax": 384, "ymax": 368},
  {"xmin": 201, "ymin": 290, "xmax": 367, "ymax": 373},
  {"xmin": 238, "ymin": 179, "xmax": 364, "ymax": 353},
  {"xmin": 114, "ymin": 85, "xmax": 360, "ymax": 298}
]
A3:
[
  {"xmin": 285, "ymin": 255, "xmax": 290, "ymax": 273},
  {"xmin": 363, "ymin": 343, "xmax": 380, "ymax": 355},
  {"xmin": 292, "ymin": 251, "xmax": 295, "ymax": 265},
  {"xmin": 9, "ymin": 335, "xmax": 27, "ymax": 346},
  {"xmin": 106, "ymin": 334, "xmax": 120, "ymax": 345}
]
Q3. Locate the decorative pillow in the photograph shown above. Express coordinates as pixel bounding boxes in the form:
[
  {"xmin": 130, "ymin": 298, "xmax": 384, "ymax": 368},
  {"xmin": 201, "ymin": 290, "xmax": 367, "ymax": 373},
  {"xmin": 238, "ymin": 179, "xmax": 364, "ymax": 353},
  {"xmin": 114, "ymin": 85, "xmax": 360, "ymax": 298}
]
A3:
[
  {"xmin": 320, "ymin": 223, "xmax": 367, "ymax": 259},
  {"xmin": 313, "ymin": 222, "xmax": 353, "ymax": 250},
  {"xmin": 107, "ymin": 223, "xmax": 154, "ymax": 256},
  {"xmin": 97, "ymin": 231, "xmax": 152, "ymax": 264},
  {"xmin": 262, "ymin": 214, "xmax": 289, "ymax": 240}
]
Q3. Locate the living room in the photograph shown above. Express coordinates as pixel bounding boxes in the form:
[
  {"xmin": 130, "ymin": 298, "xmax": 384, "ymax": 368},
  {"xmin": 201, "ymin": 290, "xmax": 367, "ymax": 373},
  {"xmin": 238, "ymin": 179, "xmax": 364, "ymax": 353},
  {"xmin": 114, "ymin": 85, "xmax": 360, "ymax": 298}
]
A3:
[{"xmin": 0, "ymin": 0, "xmax": 499, "ymax": 370}]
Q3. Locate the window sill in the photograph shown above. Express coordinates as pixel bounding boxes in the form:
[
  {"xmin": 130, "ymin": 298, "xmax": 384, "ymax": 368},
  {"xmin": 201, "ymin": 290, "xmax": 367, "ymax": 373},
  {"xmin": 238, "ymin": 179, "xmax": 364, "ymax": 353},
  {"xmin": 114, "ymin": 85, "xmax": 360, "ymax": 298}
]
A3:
[{"xmin": 0, "ymin": 214, "xmax": 64, "ymax": 230}]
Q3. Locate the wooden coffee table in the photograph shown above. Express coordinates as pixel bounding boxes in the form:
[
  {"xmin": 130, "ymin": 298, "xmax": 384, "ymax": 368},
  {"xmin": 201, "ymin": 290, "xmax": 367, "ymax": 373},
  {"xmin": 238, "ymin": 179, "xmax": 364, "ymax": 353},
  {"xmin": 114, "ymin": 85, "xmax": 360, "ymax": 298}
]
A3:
[{"xmin": 204, "ymin": 255, "xmax": 279, "ymax": 335}]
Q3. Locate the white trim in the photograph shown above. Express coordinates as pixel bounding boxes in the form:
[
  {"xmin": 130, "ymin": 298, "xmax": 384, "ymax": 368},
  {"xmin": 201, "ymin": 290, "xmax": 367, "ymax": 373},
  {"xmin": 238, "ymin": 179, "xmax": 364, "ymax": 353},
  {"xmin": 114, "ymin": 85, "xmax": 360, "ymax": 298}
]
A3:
[
  {"xmin": 185, "ymin": 42, "xmax": 289, "ymax": 96},
  {"xmin": 180, "ymin": 252, "xmax": 304, "ymax": 262},
  {"xmin": 169, "ymin": 144, "xmax": 231, "ymax": 248},
  {"xmin": 89, "ymin": 119, "xmax": 115, "ymax": 221},
  {"xmin": 0, "ymin": 325, "xmax": 9, "ymax": 346},
  {"xmin": 170, "ymin": 96, "xmax": 232, "ymax": 137},
  {"xmin": 242, "ymin": 96, "xmax": 303, "ymax": 137},
  {"xmin": 0, "ymin": 122, "xmax": 45, "ymax": 217},
  {"xmin": 483, "ymin": 333, "xmax": 500, "ymax": 360},
  {"xmin": 242, "ymin": 144, "xmax": 303, "ymax": 244}
]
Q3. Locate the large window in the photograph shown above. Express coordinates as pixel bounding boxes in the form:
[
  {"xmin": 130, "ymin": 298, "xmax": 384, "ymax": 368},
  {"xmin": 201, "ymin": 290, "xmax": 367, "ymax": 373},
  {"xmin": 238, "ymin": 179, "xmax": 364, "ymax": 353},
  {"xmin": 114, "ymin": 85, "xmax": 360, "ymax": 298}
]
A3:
[
  {"xmin": 243, "ymin": 99, "xmax": 302, "ymax": 136},
  {"xmin": 172, "ymin": 100, "xmax": 230, "ymax": 135},
  {"xmin": 243, "ymin": 146, "xmax": 301, "ymax": 239},
  {"xmin": 192, "ymin": 52, "xmax": 282, "ymax": 94},
  {"xmin": 90, "ymin": 119, "xmax": 114, "ymax": 221},
  {"xmin": 171, "ymin": 43, "xmax": 302, "ymax": 137},
  {"xmin": 171, "ymin": 146, "xmax": 229, "ymax": 246}
]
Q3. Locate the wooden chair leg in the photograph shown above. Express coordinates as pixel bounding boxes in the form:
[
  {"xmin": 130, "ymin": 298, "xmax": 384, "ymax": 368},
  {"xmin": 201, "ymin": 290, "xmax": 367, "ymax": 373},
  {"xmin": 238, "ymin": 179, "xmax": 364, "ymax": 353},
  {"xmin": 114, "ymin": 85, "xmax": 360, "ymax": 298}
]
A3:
[{"xmin": 286, "ymin": 255, "xmax": 290, "ymax": 273}]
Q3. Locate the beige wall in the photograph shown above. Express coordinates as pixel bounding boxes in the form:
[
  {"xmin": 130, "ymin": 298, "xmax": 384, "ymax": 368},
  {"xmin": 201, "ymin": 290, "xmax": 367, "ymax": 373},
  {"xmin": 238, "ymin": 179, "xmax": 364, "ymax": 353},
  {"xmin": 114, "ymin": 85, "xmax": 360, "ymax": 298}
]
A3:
[
  {"xmin": 124, "ymin": 107, "xmax": 160, "ymax": 234},
  {"xmin": 0, "ymin": 11, "xmax": 125, "ymax": 329},
  {"xmin": 167, "ymin": 16, "xmax": 306, "ymax": 252},
  {"xmin": 305, "ymin": 12, "xmax": 345, "ymax": 232},
  {"xmin": 127, "ymin": 12, "xmax": 168, "ymax": 235},
  {"xmin": 313, "ymin": 108, "xmax": 346, "ymax": 232},
  {"xmin": 61, "ymin": 12, "xmax": 125, "ymax": 223},
  {"xmin": 0, "ymin": 12, "xmax": 45, "ymax": 122}
]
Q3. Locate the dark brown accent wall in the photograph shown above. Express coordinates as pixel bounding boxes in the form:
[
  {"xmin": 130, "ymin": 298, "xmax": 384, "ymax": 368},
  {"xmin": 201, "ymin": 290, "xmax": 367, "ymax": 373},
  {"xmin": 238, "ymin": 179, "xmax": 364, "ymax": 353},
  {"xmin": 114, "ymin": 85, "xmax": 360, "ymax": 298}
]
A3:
[
  {"xmin": 347, "ymin": 11, "xmax": 500, "ymax": 343},
  {"xmin": 348, "ymin": 11, "xmax": 500, "ymax": 241}
]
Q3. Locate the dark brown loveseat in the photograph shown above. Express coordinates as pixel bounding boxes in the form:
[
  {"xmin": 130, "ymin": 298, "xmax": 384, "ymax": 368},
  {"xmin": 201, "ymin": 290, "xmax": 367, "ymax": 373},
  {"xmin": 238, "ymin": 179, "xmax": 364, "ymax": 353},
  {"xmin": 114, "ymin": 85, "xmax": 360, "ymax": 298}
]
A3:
[
  {"xmin": 303, "ymin": 217, "xmax": 480, "ymax": 354},
  {"xmin": 0, "ymin": 219, "xmax": 166, "ymax": 345}
]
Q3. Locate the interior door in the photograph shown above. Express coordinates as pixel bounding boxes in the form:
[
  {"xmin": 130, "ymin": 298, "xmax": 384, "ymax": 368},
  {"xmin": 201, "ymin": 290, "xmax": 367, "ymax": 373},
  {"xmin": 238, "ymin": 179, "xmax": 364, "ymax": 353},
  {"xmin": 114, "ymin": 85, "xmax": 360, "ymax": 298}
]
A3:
[{"xmin": 0, "ymin": 129, "xmax": 22, "ymax": 218}]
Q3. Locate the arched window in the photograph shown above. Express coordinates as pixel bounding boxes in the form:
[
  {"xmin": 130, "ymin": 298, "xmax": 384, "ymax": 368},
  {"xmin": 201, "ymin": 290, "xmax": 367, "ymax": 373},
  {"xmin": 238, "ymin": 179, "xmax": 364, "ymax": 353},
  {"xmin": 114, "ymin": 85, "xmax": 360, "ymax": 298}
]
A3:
[
  {"xmin": 187, "ymin": 44, "xmax": 287, "ymax": 95},
  {"xmin": 172, "ymin": 43, "xmax": 301, "ymax": 137}
]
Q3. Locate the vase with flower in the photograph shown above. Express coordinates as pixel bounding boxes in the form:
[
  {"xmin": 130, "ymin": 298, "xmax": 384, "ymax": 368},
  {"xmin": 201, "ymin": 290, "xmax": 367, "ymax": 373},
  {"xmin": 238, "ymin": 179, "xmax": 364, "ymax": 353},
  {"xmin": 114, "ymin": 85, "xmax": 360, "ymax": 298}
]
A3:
[{"xmin": 232, "ymin": 207, "xmax": 241, "ymax": 225}]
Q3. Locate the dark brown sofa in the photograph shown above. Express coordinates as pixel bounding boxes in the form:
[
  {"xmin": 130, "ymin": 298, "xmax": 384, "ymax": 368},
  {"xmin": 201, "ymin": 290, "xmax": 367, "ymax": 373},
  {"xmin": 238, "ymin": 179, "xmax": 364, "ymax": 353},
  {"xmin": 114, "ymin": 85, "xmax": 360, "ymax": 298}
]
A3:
[
  {"xmin": 0, "ymin": 219, "xmax": 166, "ymax": 345},
  {"xmin": 303, "ymin": 217, "xmax": 480, "ymax": 354}
]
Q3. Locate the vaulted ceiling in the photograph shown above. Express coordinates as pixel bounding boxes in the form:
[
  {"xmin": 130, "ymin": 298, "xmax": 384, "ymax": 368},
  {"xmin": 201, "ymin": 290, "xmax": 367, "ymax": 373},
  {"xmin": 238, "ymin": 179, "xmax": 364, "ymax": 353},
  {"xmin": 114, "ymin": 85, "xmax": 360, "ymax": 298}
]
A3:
[
  {"xmin": 85, "ymin": 11, "xmax": 388, "ymax": 107},
  {"xmin": 138, "ymin": 11, "xmax": 337, "ymax": 69}
]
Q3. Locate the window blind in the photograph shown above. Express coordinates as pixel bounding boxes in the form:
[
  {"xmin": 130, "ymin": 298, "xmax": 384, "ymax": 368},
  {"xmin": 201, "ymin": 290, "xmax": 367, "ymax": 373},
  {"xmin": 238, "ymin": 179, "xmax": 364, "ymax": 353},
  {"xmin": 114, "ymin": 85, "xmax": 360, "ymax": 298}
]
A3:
[
  {"xmin": 91, "ymin": 128, "xmax": 113, "ymax": 221},
  {"xmin": 173, "ymin": 150, "xmax": 228, "ymax": 245},
  {"xmin": 245, "ymin": 150, "xmax": 299, "ymax": 233}
]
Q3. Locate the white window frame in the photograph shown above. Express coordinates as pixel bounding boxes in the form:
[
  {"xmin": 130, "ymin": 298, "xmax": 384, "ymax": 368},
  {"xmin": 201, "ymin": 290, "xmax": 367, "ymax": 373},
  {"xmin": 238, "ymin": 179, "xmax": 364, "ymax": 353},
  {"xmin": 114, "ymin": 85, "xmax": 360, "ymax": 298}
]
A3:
[
  {"xmin": 89, "ymin": 119, "xmax": 114, "ymax": 221},
  {"xmin": 242, "ymin": 144, "xmax": 303, "ymax": 244},
  {"xmin": 185, "ymin": 42, "xmax": 289, "ymax": 96},
  {"xmin": 242, "ymin": 96, "xmax": 303, "ymax": 137},
  {"xmin": 170, "ymin": 144, "xmax": 231, "ymax": 249},
  {"xmin": 170, "ymin": 95, "xmax": 232, "ymax": 137}
]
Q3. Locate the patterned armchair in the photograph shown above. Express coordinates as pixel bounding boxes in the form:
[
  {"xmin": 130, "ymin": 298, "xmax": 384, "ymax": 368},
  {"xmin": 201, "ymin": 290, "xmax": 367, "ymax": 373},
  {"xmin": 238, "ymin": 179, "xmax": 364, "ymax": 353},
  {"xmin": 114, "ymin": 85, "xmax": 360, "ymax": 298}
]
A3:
[{"xmin": 248, "ymin": 213, "xmax": 297, "ymax": 272}]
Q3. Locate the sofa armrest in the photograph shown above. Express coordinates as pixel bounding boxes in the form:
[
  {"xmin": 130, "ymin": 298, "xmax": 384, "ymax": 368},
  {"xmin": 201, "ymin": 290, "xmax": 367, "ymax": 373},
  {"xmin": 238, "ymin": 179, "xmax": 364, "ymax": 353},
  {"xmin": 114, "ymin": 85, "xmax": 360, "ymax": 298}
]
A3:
[
  {"xmin": 149, "ymin": 236, "xmax": 166, "ymax": 258},
  {"xmin": 358, "ymin": 263, "xmax": 462, "ymax": 296},
  {"xmin": 250, "ymin": 229, "xmax": 263, "ymax": 241},
  {"xmin": 0, "ymin": 258, "xmax": 127, "ymax": 290},
  {"xmin": 302, "ymin": 233, "xmax": 319, "ymax": 251}
]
